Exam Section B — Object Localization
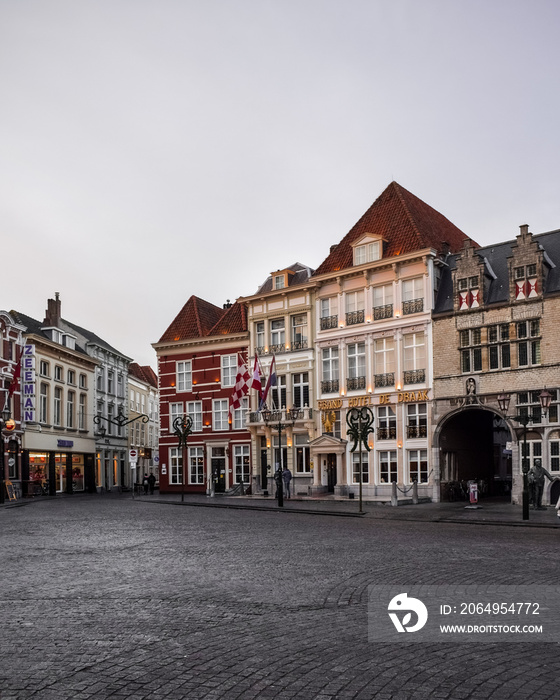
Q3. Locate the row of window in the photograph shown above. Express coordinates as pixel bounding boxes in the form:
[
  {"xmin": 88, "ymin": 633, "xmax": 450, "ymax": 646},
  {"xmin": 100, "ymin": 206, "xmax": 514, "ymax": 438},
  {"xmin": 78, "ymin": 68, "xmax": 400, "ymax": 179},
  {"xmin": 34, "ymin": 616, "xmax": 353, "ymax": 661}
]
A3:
[
  {"xmin": 322, "ymin": 404, "xmax": 427, "ymax": 441},
  {"xmin": 170, "ymin": 400, "xmax": 248, "ymax": 432},
  {"xmin": 39, "ymin": 361, "xmax": 88, "ymax": 388},
  {"xmin": 97, "ymin": 368, "xmax": 125, "ymax": 397},
  {"xmin": 169, "ymin": 445, "xmax": 250, "ymax": 484},
  {"xmin": 460, "ymin": 321, "xmax": 541, "ymax": 372},
  {"xmin": 38, "ymin": 383, "xmax": 87, "ymax": 430},
  {"xmin": 321, "ymin": 333, "xmax": 426, "ymax": 391},
  {"xmin": 319, "ymin": 279, "xmax": 424, "ymax": 329},
  {"xmin": 168, "ymin": 444, "xmax": 428, "ymax": 485}
]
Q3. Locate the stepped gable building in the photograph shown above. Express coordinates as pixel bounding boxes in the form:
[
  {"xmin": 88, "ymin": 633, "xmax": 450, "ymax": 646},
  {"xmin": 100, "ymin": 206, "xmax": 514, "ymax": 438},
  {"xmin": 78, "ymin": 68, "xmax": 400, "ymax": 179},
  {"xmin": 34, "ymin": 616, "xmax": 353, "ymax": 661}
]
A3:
[
  {"xmin": 240, "ymin": 263, "xmax": 316, "ymax": 495},
  {"xmin": 433, "ymin": 224, "xmax": 560, "ymax": 506},
  {"xmin": 154, "ymin": 297, "xmax": 251, "ymax": 495},
  {"xmin": 128, "ymin": 363, "xmax": 159, "ymax": 485},
  {"xmin": 309, "ymin": 181, "xmax": 475, "ymax": 500}
]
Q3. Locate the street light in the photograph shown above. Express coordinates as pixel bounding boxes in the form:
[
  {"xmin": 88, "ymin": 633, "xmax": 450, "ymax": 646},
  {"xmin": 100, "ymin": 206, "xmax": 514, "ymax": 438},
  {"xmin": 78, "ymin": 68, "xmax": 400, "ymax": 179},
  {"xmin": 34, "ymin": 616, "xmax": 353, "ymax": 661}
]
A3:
[
  {"xmin": 173, "ymin": 414, "xmax": 193, "ymax": 502},
  {"xmin": 497, "ymin": 389, "xmax": 551, "ymax": 521},
  {"xmin": 262, "ymin": 407, "xmax": 300, "ymax": 507},
  {"xmin": 0, "ymin": 407, "xmax": 12, "ymax": 505},
  {"xmin": 346, "ymin": 406, "xmax": 375, "ymax": 514}
]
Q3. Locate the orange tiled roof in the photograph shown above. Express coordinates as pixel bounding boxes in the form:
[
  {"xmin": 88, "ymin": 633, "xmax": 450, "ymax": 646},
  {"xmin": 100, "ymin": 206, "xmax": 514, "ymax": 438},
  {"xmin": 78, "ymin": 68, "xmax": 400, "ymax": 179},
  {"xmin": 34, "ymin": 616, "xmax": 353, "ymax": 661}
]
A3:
[
  {"xmin": 158, "ymin": 297, "xmax": 247, "ymax": 343},
  {"xmin": 158, "ymin": 296, "xmax": 224, "ymax": 343},
  {"xmin": 129, "ymin": 362, "xmax": 158, "ymax": 388},
  {"xmin": 208, "ymin": 301, "xmax": 247, "ymax": 336},
  {"xmin": 313, "ymin": 181, "xmax": 475, "ymax": 276}
]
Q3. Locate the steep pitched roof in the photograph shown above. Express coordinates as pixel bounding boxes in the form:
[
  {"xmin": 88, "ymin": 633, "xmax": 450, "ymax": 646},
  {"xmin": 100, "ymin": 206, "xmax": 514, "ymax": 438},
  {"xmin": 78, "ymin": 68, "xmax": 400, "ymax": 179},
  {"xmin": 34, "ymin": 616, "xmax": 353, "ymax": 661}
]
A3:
[
  {"xmin": 208, "ymin": 301, "xmax": 247, "ymax": 336},
  {"xmin": 158, "ymin": 296, "xmax": 245, "ymax": 343},
  {"xmin": 313, "ymin": 181, "xmax": 474, "ymax": 276},
  {"xmin": 10, "ymin": 310, "xmax": 91, "ymax": 358},
  {"xmin": 61, "ymin": 318, "xmax": 128, "ymax": 358},
  {"xmin": 129, "ymin": 362, "xmax": 158, "ymax": 388}
]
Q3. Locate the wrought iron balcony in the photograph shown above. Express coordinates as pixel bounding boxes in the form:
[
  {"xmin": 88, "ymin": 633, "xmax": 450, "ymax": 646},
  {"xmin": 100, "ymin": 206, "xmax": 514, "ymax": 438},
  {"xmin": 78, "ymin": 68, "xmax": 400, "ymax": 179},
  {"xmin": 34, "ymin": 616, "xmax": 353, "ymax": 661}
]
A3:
[
  {"xmin": 374, "ymin": 372, "xmax": 394, "ymax": 388},
  {"xmin": 290, "ymin": 339, "xmax": 308, "ymax": 351},
  {"xmin": 377, "ymin": 426, "xmax": 397, "ymax": 440},
  {"xmin": 373, "ymin": 304, "xmax": 393, "ymax": 320},
  {"xmin": 346, "ymin": 310, "xmax": 365, "ymax": 326},
  {"xmin": 407, "ymin": 425, "xmax": 427, "ymax": 439},
  {"xmin": 321, "ymin": 379, "xmax": 339, "ymax": 394},
  {"xmin": 403, "ymin": 369, "xmax": 425, "ymax": 385},
  {"xmin": 402, "ymin": 298, "xmax": 424, "ymax": 315},
  {"xmin": 270, "ymin": 343, "xmax": 286, "ymax": 353},
  {"xmin": 320, "ymin": 315, "xmax": 338, "ymax": 330},
  {"xmin": 347, "ymin": 376, "xmax": 366, "ymax": 391}
]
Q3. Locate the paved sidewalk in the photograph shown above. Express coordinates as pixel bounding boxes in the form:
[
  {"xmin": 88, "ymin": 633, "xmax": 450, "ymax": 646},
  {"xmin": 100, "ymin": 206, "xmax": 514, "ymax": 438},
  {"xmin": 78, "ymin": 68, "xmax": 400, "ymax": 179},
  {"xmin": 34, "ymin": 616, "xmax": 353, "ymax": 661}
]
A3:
[{"xmin": 131, "ymin": 491, "xmax": 560, "ymax": 528}]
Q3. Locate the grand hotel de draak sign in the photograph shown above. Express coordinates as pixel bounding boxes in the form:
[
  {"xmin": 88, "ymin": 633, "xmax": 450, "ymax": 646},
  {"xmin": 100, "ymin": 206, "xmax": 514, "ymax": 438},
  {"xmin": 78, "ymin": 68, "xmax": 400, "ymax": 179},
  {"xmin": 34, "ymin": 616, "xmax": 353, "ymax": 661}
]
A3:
[{"xmin": 318, "ymin": 390, "xmax": 431, "ymax": 411}]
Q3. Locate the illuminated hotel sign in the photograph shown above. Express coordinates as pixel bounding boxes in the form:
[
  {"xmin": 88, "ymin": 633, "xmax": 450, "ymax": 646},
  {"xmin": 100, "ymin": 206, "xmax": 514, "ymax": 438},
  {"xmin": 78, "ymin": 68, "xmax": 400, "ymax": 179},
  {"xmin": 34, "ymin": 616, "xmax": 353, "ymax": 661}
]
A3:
[
  {"xmin": 22, "ymin": 344, "xmax": 36, "ymax": 422},
  {"xmin": 318, "ymin": 390, "xmax": 430, "ymax": 411}
]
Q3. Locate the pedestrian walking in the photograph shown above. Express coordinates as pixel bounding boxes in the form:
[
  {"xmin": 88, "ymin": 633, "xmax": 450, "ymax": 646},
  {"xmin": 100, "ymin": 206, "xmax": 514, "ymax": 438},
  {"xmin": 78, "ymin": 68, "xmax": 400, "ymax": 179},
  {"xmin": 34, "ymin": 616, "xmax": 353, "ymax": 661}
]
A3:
[
  {"xmin": 282, "ymin": 466, "xmax": 292, "ymax": 498},
  {"xmin": 142, "ymin": 474, "xmax": 149, "ymax": 495},
  {"xmin": 147, "ymin": 473, "xmax": 156, "ymax": 495}
]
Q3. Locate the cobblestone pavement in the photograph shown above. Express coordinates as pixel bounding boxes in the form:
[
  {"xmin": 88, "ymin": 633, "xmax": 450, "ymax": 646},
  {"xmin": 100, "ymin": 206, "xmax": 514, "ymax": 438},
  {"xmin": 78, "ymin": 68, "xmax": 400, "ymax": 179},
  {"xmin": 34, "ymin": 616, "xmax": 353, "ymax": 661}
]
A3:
[{"xmin": 1, "ymin": 494, "xmax": 559, "ymax": 699}]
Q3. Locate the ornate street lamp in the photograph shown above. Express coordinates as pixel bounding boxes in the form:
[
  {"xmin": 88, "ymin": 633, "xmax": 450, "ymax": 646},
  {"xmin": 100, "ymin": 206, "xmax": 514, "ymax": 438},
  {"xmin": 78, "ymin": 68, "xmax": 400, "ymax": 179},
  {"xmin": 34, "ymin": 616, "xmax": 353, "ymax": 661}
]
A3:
[
  {"xmin": 173, "ymin": 414, "xmax": 193, "ymax": 502},
  {"xmin": 497, "ymin": 389, "xmax": 551, "ymax": 521},
  {"xmin": 346, "ymin": 406, "xmax": 375, "ymax": 514},
  {"xmin": 262, "ymin": 407, "xmax": 301, "ymax": 507},
  {"xmin": 0, "ymin": 407, "xmax": 12, "ymax": 505}
]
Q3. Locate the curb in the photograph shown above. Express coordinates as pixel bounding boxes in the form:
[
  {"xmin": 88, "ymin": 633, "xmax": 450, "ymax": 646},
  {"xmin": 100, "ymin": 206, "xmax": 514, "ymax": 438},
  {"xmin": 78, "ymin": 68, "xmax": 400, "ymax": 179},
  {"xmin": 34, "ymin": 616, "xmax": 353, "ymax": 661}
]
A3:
[{"xmin": 139, "ymin": 497, "xmax": 367, "ymax": 517}]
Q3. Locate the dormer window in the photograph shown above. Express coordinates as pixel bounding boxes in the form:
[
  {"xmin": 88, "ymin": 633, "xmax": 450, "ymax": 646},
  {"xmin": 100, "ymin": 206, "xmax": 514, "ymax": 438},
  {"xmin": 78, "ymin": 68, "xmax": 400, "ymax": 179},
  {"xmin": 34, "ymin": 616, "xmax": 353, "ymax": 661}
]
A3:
[
  {"xmin": 514, "ymin": 264, "xmax": 538, "ymax": 301},
  {"xmin": 354, "ymin": 239, "xmax": 381, "ymax": 266},
  {"xmin": 457, "ymin": 275, "xmax": 480, "ymax": 311},
  {"xmin": 274, "ymin": 274, "xmax": 285, "ymax": 290}
]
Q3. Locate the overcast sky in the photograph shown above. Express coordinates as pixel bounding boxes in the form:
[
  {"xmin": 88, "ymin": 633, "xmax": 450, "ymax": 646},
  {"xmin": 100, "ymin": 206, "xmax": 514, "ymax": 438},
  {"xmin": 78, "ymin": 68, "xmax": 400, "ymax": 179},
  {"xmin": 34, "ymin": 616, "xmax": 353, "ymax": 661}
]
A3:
[{"xmin": 2, "ymin": 0, "xmax": 560, "ymax": 368}]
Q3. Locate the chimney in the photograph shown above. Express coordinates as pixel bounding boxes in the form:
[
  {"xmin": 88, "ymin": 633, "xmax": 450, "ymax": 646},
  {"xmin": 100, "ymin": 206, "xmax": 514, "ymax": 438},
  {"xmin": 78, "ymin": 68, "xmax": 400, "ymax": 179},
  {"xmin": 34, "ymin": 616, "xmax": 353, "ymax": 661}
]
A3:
[{"xmin": 44, "ymin": 292, "xmax": 61, "ymax": 327}]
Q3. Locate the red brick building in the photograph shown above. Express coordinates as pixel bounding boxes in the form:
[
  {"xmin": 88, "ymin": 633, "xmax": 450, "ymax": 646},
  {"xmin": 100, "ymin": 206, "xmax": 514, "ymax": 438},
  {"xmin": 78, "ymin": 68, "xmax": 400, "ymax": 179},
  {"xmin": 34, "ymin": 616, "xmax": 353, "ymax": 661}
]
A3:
[{"xmin": 153, "ymin": 297, "xmax": 252, "ymax": 494}]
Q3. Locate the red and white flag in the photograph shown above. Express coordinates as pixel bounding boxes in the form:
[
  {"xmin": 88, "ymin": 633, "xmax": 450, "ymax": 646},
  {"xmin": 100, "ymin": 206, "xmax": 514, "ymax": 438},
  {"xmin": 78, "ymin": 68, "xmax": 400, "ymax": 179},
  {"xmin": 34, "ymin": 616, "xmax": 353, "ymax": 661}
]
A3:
[
  {"xmin": 229, "ymin": 355, "xmax": 250, "ymax": 413},
  {"xmin": 250, "ymin": 354, "xmax": 262, "ymax": 397}
]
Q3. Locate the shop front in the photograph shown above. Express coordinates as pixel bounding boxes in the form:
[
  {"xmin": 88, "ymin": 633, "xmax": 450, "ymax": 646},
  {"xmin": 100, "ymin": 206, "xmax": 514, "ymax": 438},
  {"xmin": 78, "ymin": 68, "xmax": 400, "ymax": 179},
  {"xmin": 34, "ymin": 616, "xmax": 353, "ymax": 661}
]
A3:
[{"xmin": 22, "ymin": 434, "xmax": 97, "ymax": 496}]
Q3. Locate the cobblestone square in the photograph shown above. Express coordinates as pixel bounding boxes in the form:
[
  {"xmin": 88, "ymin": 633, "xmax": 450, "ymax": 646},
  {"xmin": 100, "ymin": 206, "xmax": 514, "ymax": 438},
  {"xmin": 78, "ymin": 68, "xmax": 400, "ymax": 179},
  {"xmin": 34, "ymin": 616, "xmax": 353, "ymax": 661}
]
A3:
[{"xmin": 1, "ymin": 495, "xmax": 559, "ymax": 699}]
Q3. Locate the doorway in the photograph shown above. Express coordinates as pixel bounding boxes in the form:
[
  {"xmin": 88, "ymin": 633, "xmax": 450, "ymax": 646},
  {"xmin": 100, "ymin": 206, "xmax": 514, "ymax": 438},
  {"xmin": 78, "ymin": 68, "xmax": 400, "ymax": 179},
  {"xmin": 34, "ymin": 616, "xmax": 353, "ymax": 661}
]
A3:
[
  {"xmin": 438, "ymin": 408, "xmax": 512, "ymax": 499},
  {"xmin": 327, "ymin": 454, "xmax": 337, "ymax": 493},
  {"xmin": 212, "ymin": 447, "xmax": 226, "ymax": 493}
]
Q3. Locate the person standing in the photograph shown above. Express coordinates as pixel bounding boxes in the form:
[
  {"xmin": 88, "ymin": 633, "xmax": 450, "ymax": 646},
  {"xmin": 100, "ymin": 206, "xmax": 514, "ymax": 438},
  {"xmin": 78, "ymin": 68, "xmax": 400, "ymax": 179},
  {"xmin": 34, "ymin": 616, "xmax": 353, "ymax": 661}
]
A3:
[
  {"xmin": 282, "ymin": 466, "xmax": 293, "ymax": 499},
  {"xmin": 147, "ymin": 473, "xmax": 156, "ymax": 495},
  {"xmin": 142, "ymin": 474, "xmax": 149, "ymax": 495}
]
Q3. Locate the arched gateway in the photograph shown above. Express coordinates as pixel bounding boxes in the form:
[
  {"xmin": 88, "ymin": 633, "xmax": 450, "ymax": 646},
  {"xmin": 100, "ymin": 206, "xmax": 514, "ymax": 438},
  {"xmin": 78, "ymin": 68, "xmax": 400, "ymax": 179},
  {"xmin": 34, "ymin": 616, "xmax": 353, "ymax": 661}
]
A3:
[{"xmin": 434, "ymin": 405, "xmax": 513, "ymax": 501}]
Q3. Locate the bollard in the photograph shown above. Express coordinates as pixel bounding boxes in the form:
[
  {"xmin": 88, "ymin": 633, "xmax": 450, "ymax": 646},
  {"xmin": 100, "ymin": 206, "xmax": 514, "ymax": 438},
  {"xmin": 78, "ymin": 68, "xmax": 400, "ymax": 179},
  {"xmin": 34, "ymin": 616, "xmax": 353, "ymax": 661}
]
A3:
[
  {"xmin": 412, "ymin": 481, "xmax": 418, "ymax": 504},
  {"xmin": 391, "ymin": 481, "xmax": 398, "ymax": 507}
]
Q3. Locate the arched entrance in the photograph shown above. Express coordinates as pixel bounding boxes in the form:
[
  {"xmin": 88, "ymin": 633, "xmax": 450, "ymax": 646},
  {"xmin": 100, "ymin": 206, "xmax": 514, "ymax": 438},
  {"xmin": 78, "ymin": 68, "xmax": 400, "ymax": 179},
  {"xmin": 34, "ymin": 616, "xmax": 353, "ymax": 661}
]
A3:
[{"xmin": 437, "ymin": 406, "xmax": 513, "ymax": 500}]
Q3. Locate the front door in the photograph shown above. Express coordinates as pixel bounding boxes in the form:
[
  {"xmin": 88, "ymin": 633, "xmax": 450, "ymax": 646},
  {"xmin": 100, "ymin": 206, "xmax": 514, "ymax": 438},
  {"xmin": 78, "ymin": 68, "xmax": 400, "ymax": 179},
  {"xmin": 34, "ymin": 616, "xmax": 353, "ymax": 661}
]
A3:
[
  {"xmin": 327, "ymin": 454, "xmax": 337, "ymax": 493},
  {"xmin": 212, "ymin": 447, "xmax": 226, "ymax": 493}
]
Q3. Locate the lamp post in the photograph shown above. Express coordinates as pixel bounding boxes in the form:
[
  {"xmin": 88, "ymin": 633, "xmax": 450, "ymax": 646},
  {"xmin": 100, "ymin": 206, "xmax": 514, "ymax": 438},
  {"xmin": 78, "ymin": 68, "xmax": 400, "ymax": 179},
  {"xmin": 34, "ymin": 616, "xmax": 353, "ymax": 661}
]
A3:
[
  {"xmin": 346, "ymin": 406, "xmax": 375, "ymax": 514},
  {"xmin": 262, "ymin": 407, "xmax": 300, "ymax": 508},
  {"xmin": 173, "ymin": 414, "xmax": 193, "ymax": 503},
  {"xmin": 94, "ymin": 406, "xmax": 150, "ymax": 493},
  {"xmin": 0, "ymin": 407, "xmax": 12, "ymax": 505},
  {"xmin": 497, "ymin": 389, "xmax": 552, "ymax": 521}
]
